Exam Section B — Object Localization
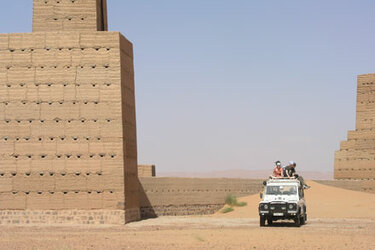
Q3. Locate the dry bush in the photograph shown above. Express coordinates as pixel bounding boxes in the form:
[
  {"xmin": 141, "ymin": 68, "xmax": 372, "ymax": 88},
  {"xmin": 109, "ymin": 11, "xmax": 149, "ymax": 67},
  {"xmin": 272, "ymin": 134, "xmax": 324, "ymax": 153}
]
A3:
[
  {"xmin": 225, "ymin": 194, "xmax": 247, "ymax": 207},
  {"xmin": 221, "ymin": 207, "xmax": 234, "ymax": 213}
]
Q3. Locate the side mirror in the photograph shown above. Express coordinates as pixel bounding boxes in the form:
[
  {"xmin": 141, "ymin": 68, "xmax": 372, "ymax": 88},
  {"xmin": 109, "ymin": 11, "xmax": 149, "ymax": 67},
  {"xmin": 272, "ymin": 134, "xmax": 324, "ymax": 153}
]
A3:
[
  {"xmin": 262, "ymin": 181, "xmax": 267, "ymax": 186},
  {"xmin": 260, "ymin": 192, "xmax": 263, "ymax": 199}
]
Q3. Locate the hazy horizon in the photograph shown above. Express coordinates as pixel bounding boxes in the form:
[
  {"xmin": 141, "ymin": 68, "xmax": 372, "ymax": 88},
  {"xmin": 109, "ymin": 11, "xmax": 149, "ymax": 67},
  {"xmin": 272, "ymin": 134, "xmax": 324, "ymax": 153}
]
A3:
[{"xmin": 1, "ymin": 1, "xmax": 374, "ymax": 174}]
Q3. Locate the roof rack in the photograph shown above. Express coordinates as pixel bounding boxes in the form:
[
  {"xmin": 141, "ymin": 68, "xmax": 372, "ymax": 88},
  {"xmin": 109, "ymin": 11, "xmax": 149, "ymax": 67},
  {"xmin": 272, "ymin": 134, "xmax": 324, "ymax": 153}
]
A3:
[
  {"xmin": 269, "ymin": 176, "xmax": 296, "ymax": 180},
  {"xmin": 266, "ymin": 176, "xmax": 301, "ymax": 185}
]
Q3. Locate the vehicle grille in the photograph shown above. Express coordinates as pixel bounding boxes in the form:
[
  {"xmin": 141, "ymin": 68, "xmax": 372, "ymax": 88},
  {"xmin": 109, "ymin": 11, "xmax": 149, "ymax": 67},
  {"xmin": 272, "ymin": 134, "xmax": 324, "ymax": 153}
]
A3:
[{"xmin": 269, "ymin": 203, "xmax": 287, "ymax": 213}]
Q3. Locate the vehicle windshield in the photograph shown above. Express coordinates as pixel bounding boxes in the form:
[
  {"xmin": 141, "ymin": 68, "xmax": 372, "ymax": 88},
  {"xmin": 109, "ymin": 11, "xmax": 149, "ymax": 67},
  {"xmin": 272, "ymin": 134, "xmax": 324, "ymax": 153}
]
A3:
[{"xmin": 266, "ymin": 185, "xmax": 297, "ymax": 195}]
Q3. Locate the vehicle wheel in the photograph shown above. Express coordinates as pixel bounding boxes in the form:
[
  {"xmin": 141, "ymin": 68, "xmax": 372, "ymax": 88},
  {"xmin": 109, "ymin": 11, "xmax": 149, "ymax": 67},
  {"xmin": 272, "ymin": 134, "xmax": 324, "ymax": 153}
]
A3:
[
  {"xmin": 300, "ymin": 213, "xmax": 306, "ymax": 225},
  {"xmin": 267, "ymin": 218, "xmax": 273, "ymax": 226},
  {"xmin": 260, "ymin": 216, "xmax": 266, "ymax": 227},
  {"xmin": 294, "ymin": 215, "xmax": 301, "ymax": 227}
]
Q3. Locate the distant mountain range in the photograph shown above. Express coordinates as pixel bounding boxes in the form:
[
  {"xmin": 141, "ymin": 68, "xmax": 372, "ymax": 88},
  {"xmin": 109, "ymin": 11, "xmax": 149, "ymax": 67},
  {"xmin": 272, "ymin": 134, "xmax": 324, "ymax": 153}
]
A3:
[{"xmin": 157, "ymin": 169, "xmax": 333, "ymax": 180}]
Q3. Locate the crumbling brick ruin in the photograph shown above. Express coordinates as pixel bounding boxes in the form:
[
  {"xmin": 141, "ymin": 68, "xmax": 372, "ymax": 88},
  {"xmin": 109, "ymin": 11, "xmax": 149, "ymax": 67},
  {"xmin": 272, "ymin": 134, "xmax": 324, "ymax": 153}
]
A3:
[
  {"xmin": 0, "ymin": 0, "xmax": 139, "ymax": 224},
  {"xmin": 335, "ymin": 74, "xmax": 375, "ymax": 180}
]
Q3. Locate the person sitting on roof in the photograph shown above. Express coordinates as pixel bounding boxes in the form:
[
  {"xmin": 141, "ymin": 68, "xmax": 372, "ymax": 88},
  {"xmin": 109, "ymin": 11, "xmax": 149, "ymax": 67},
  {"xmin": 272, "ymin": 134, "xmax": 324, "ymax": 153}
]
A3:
[
  {"xmin": 271, "ymin": 160, "xmax": 283, "ymax": 178},
  {"xmin": 284, "ymin": 161, "xmax": 310, "ymax": 189}
]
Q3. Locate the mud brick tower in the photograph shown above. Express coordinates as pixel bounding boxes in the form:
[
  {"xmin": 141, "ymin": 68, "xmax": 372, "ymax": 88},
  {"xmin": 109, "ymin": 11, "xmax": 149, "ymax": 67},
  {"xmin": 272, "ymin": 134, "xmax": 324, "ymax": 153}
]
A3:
[
  {"xmin": 335, "ymin": 74, "xmax": 375, "ymax": 180},
  {"xmin": 0, "ymin": 0, "xmax": 140, "ymax": 224}
]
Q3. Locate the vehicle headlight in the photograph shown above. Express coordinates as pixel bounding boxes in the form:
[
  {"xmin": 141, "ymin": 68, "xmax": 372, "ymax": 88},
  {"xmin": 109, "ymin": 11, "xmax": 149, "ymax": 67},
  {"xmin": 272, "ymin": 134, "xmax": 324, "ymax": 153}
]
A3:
[
  {"xmin": 288, "ymin": 204, "xmax": 296, "ymax": 210},
  {"xmin": 264, "ymin": 204, "xmax": 268, "ymax": 209}
]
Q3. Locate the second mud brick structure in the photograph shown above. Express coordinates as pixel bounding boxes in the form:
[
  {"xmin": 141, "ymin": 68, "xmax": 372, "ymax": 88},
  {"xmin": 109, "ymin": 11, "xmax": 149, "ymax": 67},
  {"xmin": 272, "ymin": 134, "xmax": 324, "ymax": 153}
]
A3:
[
  {"xmin": 335, "ymin": 74, "xmax": 375, "ymax": 180},
  {"xmin": 138, "ymin": 165, "xmax": 156, "ymax": 177},
  {"xmin": 0, "ymin": 0, "xmax": 139, "ymax": 224}
]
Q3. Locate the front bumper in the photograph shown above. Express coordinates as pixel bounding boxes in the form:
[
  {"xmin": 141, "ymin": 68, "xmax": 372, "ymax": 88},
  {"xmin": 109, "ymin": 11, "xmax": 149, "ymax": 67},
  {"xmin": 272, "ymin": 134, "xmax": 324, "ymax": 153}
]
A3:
[{"xmin": 259, "ymin": 211, "xmax": 297, "ymax": 216}]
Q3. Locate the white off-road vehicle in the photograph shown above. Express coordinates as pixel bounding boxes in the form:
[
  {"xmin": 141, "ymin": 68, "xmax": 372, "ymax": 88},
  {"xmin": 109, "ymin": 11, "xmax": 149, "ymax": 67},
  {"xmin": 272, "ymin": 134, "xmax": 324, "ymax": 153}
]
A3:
[{"xmin": 258, "ymin": 177, "xmax": 307, "ymax": 227}]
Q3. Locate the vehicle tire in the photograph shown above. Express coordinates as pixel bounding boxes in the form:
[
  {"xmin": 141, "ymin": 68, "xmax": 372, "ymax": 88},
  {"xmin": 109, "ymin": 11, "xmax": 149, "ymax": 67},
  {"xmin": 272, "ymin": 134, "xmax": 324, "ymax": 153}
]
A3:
[
  {"xmin": 267, "ymin": 218, "xmax": 273, "ymax": 226},
  {"xmin": 294, "ymin": 215, "xmax": 301, "ymax": 227},
  {"xmin": 300, "ymin": 213, "xmax": 306, "ymax": 225},
  {"xmin": 260, "ymin": 216, "xmax": 266, "ymax": 227}
]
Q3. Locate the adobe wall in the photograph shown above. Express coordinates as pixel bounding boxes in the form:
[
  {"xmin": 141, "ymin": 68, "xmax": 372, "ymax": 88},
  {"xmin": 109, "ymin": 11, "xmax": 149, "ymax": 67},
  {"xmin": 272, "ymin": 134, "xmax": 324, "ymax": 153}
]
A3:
[
  {"xmin": 334, "ymin": 74, "xmax": 375, "ymax": 180},
  {"xmin": 138, "ymin": 165, "xmax": 155, "ymax": 177},
  {"xmin": 0, "ymin": 31, "xmax": 139, "ymax": 223},
  {"xmin": 138, "ymin": 177, "xmax": 263, "ymax": 218},
  {"xmin": 0, "ymin": 210, "xmax": 124, "ymax": 225},
  {"xmin": 0, "ymin": 0, "xmax": 140, "ymax": 225},
  {"xmin": 33, "ymin": 0, "xmax": 108, "ymax": 32}
]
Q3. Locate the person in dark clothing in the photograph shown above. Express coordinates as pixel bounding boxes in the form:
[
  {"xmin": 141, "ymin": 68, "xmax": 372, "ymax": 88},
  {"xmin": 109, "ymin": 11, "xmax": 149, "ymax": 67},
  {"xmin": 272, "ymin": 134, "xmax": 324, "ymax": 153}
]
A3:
[
  {"xmin": 284, "ymin": 161, "xmax": 310, "ymax": 189},
  {"xmin": 284, "ymin": 161, "xmax": 296, "ymax": 177}
]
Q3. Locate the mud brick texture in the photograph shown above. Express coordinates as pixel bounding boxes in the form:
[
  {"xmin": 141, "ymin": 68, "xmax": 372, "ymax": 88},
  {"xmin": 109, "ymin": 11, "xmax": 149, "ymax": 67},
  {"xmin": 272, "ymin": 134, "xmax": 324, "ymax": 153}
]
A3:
[
  {"xmin": 33, "ymin": 0, "xmax": 108, "ymax": 32},
  {"xmin": 334, "ymin": 74, "xmax": 375, "ymax": 180},
  {"xmin": 0, "ymin": 0, "xmax": 139, "ymax": 224},
  {"xmin": 138, "ymin": 164, "xmax": 155, "ymax": 177},
  {"xmin": 0, "ymin": 210, "xmax": 124, "ymax": 225},
  {"xmin": 138, "ymin": 178, "xmax": 263, "ymax": 218}
]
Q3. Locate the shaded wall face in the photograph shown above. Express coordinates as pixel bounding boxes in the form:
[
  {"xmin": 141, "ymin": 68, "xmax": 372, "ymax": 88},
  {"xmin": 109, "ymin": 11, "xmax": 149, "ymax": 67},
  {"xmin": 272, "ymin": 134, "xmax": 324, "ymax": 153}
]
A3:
[
  {"xmin": 334, "ymin": 74, "xmax": 375, "ymax": 179},
  {"xmin": 33, "ymin": 0, "xmax": 108, "ymax": 32},
  {"xmin": 0, "ymin": 32, "xmax": 139, "ymax": 222},
  {"xmin": 119, "ymin": 34, "xmax": 140, "ymax": 221}
]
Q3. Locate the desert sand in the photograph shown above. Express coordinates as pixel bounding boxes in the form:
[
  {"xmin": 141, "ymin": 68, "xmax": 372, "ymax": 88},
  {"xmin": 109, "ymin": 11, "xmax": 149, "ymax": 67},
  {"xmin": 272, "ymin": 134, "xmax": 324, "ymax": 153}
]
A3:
[{"xmin": 0, "ymin": 181, "xmax": 374, "ymax": 250}]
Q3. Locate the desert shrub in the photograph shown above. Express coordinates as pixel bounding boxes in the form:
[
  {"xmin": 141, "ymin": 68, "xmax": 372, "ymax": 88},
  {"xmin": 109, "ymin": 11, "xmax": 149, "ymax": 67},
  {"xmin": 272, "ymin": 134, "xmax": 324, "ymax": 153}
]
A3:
[
  {"xmin": 236, "ymin": 201, "xmax": 247, "ymax": 207},
  {"xmin": 225, "ymin": 194, "xmax": 238, "ymax": 206},
  {"xmin": 221, "ymin": 207, "xmax": 234, "ymax": 213},
  {"xmin": 225, "ymin": 194, "xmax": 247, "ymax": 207}
]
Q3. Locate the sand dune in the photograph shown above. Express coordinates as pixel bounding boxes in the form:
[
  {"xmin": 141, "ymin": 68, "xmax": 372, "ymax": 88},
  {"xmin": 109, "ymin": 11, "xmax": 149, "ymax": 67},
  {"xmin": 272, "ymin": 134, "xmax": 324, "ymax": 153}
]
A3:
[{"xmin": 214, "ymin": 180, "xmax": 375, "ymax": 219}]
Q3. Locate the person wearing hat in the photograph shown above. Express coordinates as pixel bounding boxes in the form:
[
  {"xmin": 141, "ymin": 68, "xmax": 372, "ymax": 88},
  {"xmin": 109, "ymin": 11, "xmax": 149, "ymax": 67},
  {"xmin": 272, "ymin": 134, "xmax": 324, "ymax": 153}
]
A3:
[
  {"xmin": 284, "ymin": 161, "xmax": 310, "ymax": 189},
  {"xmin": 272, "ymin": 160, "xmax": 283, "ymax": 177}
]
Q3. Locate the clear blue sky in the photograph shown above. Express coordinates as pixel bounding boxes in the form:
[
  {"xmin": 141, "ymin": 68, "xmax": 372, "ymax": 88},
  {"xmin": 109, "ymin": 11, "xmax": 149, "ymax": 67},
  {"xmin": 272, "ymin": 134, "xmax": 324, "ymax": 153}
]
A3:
[{"xmin": 1, "ymin": 1, "xmax": 375, "ymax": 173}]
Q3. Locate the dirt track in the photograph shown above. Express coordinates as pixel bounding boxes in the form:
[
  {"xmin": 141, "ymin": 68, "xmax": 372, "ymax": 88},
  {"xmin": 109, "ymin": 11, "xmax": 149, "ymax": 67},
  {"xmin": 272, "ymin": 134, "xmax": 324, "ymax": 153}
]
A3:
[{"xmin": 0, "ymin": 217, "xmax": 373, "ymax": 249}]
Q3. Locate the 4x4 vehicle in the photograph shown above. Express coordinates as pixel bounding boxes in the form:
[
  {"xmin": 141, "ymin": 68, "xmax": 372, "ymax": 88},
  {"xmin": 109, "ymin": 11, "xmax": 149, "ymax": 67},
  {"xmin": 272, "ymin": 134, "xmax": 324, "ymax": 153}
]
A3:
[{"xmin": 258, "ymin": 177, "xmax": 307, "ymax": 227}]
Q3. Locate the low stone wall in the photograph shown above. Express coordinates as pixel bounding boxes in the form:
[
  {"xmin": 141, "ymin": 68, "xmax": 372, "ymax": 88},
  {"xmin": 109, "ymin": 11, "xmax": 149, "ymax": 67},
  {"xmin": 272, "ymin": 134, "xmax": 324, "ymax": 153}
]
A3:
[
  {"xmin": 315, "ymin": 180, "xmax": 375, "ymax": 193},
  {"xmin": 0, "ymin": 210, "xmax": 125, "ymax": 225},
  {"xmin": 138, "ymin": 177, "xmax": 263, "ymax": 218}
]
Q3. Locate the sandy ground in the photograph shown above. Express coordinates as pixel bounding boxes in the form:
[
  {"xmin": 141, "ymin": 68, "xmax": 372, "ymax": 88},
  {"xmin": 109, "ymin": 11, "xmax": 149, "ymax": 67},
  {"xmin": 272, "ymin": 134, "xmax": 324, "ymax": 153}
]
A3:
[
  {"xmin": 0, "ymin": 181, "xmax": 374, "ymax": 249},
  {"xmin": 0, "ymin": 218, "xmax": 373, "ymax": 249}
]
